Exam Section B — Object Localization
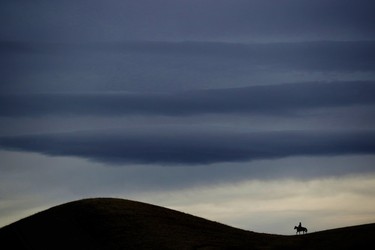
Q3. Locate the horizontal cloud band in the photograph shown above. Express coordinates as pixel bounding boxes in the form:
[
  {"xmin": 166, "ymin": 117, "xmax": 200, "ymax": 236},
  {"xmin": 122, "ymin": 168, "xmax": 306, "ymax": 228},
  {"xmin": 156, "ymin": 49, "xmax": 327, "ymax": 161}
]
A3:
[
  {"xmin": 0, "ymin": 129, "xmax": 374, "ymax": 165},
  {"xmin": 2, "ymin": 40, "xmax": 375, "ymax": 71},
  {"xmin": 0, "ymin": 81, "xmax": 374, "ymax": 117}
]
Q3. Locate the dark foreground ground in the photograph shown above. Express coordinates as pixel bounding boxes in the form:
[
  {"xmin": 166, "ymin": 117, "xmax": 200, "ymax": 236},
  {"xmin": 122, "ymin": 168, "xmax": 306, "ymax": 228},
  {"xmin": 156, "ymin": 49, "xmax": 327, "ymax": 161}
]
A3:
[{"xmin": 0, "ymin": 198, "xmax": 374, "ymax": 249}]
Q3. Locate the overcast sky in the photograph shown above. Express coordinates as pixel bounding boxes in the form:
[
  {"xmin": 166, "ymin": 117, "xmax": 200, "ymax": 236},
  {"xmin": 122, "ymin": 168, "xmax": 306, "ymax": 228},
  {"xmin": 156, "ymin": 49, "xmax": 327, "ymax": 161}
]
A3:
[{"xmin": 1, "ymin": 0, "xmax": 375, "ymax": 234}]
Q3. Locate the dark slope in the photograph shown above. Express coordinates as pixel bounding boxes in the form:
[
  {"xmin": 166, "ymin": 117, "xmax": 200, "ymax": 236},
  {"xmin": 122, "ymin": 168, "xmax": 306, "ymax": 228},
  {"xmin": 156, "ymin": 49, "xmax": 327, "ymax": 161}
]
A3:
[
  {"xmin": 297, "ymin": 223, "xmax": 375, "ymax": 249},
  {"xmin": 0, "ymin": 198, "xmax": 374, "ymax": 250},
  {"xmin": 0, "ymin": 198, "xmax": 287, "ymax": 249}
]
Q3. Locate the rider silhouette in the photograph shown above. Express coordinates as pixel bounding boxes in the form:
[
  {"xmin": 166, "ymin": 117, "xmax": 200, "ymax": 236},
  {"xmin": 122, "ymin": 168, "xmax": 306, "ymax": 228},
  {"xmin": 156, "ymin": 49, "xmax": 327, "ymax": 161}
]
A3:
[{"xmin": 295, "ymin": 222, "xmax": 307, "ymax": 234}]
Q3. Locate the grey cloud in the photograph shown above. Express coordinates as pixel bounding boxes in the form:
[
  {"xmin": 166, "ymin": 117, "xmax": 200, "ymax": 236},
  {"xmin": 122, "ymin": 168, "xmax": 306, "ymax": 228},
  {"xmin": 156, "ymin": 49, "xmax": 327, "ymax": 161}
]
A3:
[
  {"xmin": 3, "ymin": 40, "xmax": 375, "ymax": 70},
  {"xmin": 0, "ymin": 81, "xmax": 374, "ymax": 117},
  {"xmin": 0, "ymin": 128, "xmax": 374, "ymax": 165},
  {"xmin": 1, "ymin": 40, "xmax": 374, "ymax": 93},
  {"xmin": 114, "ymin": 40, "xmax": 375, "ymax": 72},
  {"xmin": 1, "ymin": 0, "xmax": 374, "ymax": 42}
]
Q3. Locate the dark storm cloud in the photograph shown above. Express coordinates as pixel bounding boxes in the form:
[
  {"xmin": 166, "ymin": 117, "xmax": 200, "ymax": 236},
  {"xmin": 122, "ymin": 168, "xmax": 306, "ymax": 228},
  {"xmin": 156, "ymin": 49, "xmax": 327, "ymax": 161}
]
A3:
[
  {"xmin": 0, "ymin": 129, "xmax": 374, "ymax": 165},
  {"xmin": 1, "ymin": 0, "xmax": 374, "ymax": 42},
  {"xmin": 2, "ymin": 40, "xmax": 375, "ymax": 70},
  {"xmin": 113, "ymin": 40, "xmax": 375, "ymax": 71},
  {"xmin": 0, "ymin": 81, "xmax": 374, "ymax": 117},
  {"xmin": 1, "ymin": 40, "xmax": 374, "ymax": 93}
]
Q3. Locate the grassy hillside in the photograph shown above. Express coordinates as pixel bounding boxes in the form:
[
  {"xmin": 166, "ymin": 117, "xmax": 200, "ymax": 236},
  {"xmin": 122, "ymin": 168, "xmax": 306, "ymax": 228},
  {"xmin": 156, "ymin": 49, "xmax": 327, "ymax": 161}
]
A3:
[{"xmin": 0, "ymin": 198, "xmax": 374, "ymax": 249}]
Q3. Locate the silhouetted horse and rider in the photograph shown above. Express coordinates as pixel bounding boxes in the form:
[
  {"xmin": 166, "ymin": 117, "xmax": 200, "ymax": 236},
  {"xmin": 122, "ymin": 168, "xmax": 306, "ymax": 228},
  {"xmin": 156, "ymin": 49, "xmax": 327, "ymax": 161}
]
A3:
[{"xmin": 294, "ymin": 222, "xmax": 308, "ymax": 234}]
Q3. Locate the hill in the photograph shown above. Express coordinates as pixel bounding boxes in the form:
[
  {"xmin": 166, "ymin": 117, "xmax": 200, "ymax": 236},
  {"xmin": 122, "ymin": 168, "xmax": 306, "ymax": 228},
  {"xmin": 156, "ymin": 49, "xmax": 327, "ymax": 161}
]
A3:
[{"xmin": 0, "ymin": 198, "xmax": 374, "ymax": 249}]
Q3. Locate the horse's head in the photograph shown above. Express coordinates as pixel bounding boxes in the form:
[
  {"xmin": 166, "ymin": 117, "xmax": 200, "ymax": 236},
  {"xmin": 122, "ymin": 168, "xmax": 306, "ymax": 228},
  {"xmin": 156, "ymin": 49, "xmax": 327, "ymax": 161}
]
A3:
[{"xmin": 294, "ymin": 226, "xmax": 297, "ymax": 229}]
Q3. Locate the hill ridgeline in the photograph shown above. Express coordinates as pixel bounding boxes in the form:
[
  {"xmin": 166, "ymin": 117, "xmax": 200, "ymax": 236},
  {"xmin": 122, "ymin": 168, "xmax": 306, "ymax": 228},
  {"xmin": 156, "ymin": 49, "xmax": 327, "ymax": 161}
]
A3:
[{"xmin": 0, "ymin": 198, "xmax": 374, "ymax": 249}]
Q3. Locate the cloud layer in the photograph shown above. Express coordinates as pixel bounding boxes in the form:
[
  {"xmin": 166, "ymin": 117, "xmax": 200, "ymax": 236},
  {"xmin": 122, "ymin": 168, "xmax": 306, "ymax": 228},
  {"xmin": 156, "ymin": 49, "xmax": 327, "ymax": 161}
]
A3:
[
  {"xmin": 2, "ymin": 40, "xmax": 375, "ymax": 93},
  {"xmin": 1, "ymin": 81, "xmax": 374, "ymax": 117},
  {"xmin": 1, "ymin": 0, "xmax": 374, "ymax": 42},
  {"xmin": 1, "ymin": 129, "xmax": 374, "ymax": 165}
]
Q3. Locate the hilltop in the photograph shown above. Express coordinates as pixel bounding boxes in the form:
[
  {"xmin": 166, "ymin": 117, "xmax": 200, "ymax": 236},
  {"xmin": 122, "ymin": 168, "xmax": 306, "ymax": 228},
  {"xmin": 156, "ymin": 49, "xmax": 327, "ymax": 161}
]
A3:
[{"xmin": 0, "ymin": 198, "xmax": 374, "ymax": 249}]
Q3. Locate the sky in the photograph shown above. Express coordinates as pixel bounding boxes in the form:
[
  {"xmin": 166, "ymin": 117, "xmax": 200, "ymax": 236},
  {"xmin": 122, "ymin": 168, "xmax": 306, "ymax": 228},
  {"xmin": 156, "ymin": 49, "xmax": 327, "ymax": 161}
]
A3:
[{"xmin": 1, "ymin": 0, "xmax": 375, "ymax": 235}]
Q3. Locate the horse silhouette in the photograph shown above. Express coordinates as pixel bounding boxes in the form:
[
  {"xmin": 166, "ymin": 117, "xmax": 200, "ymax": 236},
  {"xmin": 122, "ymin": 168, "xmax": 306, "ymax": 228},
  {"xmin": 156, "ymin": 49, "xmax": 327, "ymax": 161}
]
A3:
[{"xmin": 294, "ymin": 225, "xmax": 308, "ymax": 234}]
